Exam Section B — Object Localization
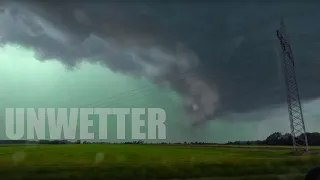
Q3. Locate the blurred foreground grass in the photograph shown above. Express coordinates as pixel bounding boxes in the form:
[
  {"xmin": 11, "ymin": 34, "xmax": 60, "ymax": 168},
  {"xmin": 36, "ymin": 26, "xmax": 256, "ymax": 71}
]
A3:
[{"xmin": 0, "ymin": 144, "xmax": 318, "ymax": 179}]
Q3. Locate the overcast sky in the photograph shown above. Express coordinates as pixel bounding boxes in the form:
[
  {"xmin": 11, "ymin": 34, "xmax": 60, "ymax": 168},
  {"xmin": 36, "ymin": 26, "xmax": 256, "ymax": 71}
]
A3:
[{"xmin": 0, "ymin": 1, "xmax": 319, "ymax": 143}]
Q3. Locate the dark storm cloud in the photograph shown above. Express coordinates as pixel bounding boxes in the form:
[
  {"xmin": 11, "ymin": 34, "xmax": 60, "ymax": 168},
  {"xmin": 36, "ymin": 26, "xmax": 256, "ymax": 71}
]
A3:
[{"xmin": 1, "ymin": 0, "xmax": 320, "ymax": 123}]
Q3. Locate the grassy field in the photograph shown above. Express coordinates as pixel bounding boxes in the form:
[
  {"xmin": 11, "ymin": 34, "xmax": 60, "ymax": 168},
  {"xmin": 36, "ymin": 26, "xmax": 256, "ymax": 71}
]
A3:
[{"xmin": 0, "ymin": 144, "xmax": 319, "ymax": 180}]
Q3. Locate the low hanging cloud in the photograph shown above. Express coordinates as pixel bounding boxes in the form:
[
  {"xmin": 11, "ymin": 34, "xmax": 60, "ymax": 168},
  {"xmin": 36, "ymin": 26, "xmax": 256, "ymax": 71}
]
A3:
[
  {"xmin": 0, "ymin": 1, "xmax": 219, "ymax": 124},
  {"xmin": 1, "ymin": 1, "xmax": 320, "ymax": 124}
]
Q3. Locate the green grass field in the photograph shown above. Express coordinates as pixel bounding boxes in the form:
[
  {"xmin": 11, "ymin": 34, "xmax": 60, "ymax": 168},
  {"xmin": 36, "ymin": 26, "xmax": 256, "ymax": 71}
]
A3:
[{"xmin": 0, "ymin": 144, "xmax": 319, "ymax": 180}]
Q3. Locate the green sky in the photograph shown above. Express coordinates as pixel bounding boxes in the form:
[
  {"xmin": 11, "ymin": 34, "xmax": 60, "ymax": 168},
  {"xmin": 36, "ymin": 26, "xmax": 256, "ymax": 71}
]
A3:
[{"xmin": 1, "ymin": 45, "xmax": 319, "ymax": 143}]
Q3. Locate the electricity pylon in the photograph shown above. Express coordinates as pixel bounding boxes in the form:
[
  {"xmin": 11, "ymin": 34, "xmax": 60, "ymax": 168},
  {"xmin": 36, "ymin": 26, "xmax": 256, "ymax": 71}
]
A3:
[{"xmin": 276, "ymin": 17, "xmax": 309, "ymax": 152}]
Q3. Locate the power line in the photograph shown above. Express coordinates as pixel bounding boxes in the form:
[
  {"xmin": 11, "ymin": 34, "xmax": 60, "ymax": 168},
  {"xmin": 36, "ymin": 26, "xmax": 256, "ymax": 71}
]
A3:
[
  {"xmin": 83, "ymin": 86, "xmax": 157, "ymax": 108},
  {"xmin": 77, "ymin": 69, "xmax": 195, "ymax": 108},
  {"xmin": 94, "ymin": 87, "xmax": 180, "ymax": 108}
]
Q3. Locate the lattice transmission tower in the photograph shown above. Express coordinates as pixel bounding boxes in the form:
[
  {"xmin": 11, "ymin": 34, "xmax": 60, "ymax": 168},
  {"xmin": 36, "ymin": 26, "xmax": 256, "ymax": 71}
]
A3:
[{"xmin": 276, "ymin": 18, "xmax": 309, "ymax": 152}]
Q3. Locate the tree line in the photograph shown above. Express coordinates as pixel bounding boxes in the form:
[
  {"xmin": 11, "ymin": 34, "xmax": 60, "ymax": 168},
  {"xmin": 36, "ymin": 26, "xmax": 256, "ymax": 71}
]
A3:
[
  {"xmin": 226, "ymin": 132, "xmax": 320, "ymax": 146},
  {"xmin": 0, "ymin": 132, "xmax": 319, "ymax": 145}
]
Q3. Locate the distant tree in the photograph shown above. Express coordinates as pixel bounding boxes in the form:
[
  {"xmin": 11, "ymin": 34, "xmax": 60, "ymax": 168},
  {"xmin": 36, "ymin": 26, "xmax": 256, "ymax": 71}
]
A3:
[{"xmin": 265, "ymin": 132, "xmax": 282, "ymax": 145}]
